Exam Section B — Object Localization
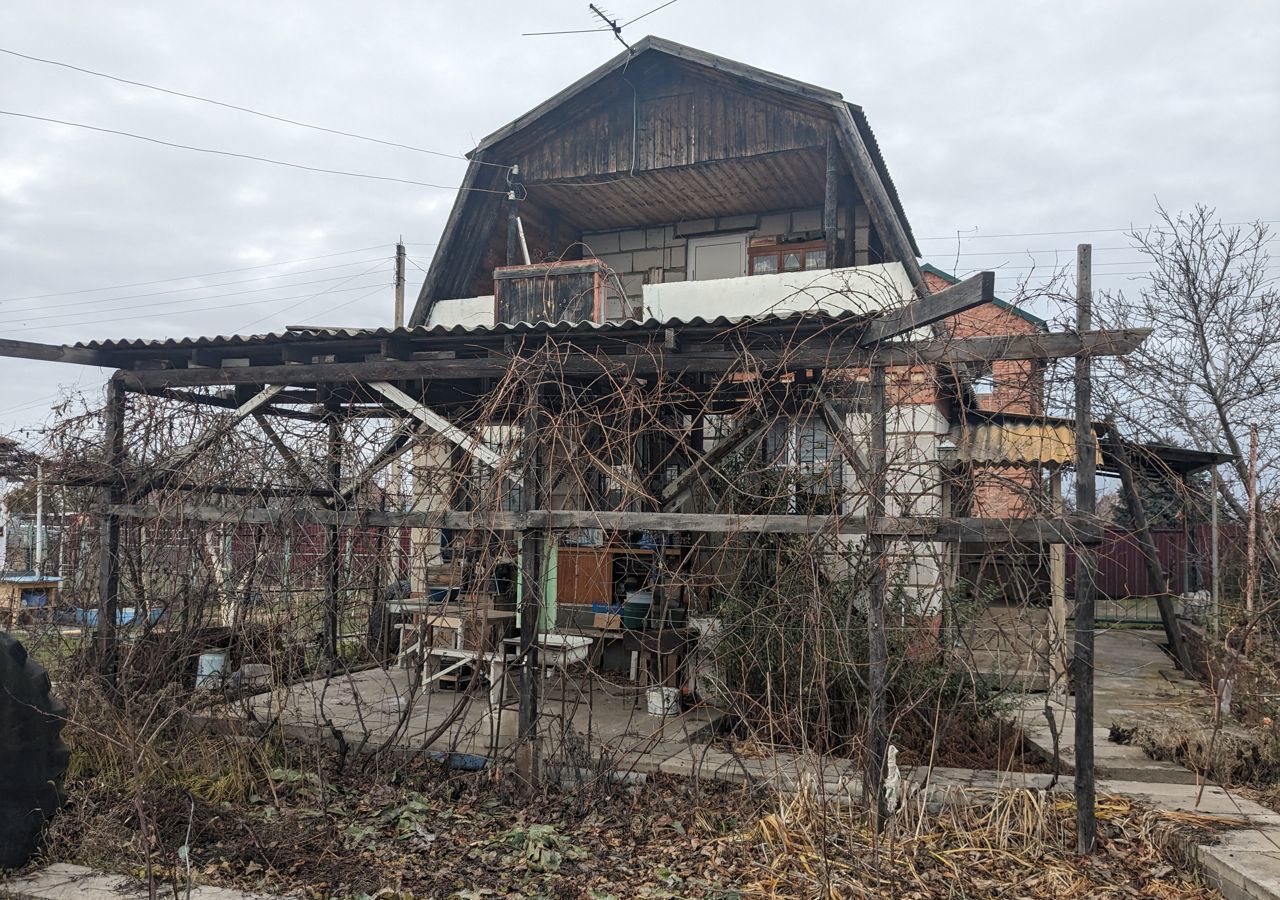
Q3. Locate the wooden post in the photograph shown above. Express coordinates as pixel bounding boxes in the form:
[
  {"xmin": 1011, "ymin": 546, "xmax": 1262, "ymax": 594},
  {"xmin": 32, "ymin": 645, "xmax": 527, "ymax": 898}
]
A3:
[
  {"xmin": 1211, "ymin": 467, "xmax": 1221, "ymax": 636},
  {"xmin": 394, "ymin": 241, "xmax": 406, "ymax": 329},
  {"xmin": 824, "ymin": 132, "xmax": 839, "ymax": 269},
  {"xmin": 505, "ymin": 173, "xmax": 522, "ymax": 267},
  {"xmin": 1181, "ymin": 472, "xmax": 1195, "ymax": 595},
  {"xmin": 1106, "ymin": 426, "xmax": 1193, "ymax": 674},
  {"xmin": 97, "ymin": 375, "xmax": 125, "ymax": 686},
  {"xmin": 1246, "ymin": 424, "xmax": 1258, "ymax": 614},
  {"xmin": 864, "ymin": 364, "xmax": 889, "ymax": 827},
  {"xmin": 1073, "ymin": 244, "xmax": 1097, "ymax": 854},
  {"xmin": 323, "ymin": 404, "xmax": 343, "ymax": 666},
  {"xmin": 1048, "ymin": 466, "xmax": 1068, "ymax": 697},
  {"xmin": 517, "ymin": 379, "xmax": 544, "ymax": 784},
  {"xmin": 391, "ymin": 242, "xmax": 407, "ymax": 587}
]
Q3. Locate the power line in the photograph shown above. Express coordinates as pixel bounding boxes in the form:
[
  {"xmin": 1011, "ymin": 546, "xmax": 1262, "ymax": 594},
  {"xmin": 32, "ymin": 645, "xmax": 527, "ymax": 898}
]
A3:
[
  {"xmin": 623, "ymin": 0, "xmax": 680, "ymax": 27},
  {"xmin": 0, "ymin": 244, "xmax": 391, "ymax": 303},
  {"xmin": 524, "ymin": 0, "xmax": 680, "ymax": 36},
  {"xmin": 0, "ymin": 109, "xmax": 510, "ymax": 194},
  {"xmin": 303, "ymin": 284, "xmax": 395, "ymax": 324},
  {"xmin": 7, "ymin": 279, "xmax": 388, "ymax": 335},
  {"xmin": 0, "ymin": 46, "xmax": 512, "ymax": 170},
  {"xmin": 0, "ymin": 268, "xmax": 392, "ymax": 326},
  {"xmin": 239, "ymin": 260, "xmax": 389, "ymax": 331},
  {"xmin": 917, "ymin": 220, "xmax": 1279, "ymax": 242},
  {"xmin": 2, "ymin": 257, "xmax": 390, "ymax": 314}
]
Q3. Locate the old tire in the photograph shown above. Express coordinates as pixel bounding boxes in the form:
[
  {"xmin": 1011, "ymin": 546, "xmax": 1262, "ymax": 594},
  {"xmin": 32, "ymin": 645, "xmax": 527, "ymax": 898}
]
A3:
[{"xmin": 0, "ymin": 633, "xmax": 69, "ymax": 869}]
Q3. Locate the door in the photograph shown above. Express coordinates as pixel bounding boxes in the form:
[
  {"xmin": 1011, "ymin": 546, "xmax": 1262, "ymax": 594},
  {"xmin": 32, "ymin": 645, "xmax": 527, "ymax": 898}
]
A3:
[{"xmin": 687, "ymin": 234, "xmax": 748, "ymax": 281}]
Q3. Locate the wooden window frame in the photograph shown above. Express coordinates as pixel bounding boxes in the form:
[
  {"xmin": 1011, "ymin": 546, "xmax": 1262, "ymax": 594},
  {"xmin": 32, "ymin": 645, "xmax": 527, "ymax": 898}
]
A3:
[{"xmin": 748, "ymin": 239, "xmax": 829, "ymax": 276}]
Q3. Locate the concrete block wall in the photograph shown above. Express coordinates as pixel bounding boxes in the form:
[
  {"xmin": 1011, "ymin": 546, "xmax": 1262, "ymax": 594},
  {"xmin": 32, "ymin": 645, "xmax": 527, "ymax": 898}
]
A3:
[{"xmin": 582, "ymin": 207, "xmax": 845, "ymax": 318}]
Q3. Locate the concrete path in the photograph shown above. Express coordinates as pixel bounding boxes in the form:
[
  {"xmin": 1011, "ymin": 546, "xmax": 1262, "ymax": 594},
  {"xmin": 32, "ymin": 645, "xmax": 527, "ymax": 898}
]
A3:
[
  {"xmin": 1013, "ymin": 627, "xmax": 1208, "ymax": 784},
  {"xmin": 0, "ymin": 863, "xmax": 281, "ymax": 900}
]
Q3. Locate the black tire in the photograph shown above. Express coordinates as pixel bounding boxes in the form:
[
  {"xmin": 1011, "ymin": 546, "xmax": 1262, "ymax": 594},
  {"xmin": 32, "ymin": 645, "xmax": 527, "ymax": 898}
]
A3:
[{"xmin": 0, "ymin": 633, "xmax": 69, "ymax": 870}]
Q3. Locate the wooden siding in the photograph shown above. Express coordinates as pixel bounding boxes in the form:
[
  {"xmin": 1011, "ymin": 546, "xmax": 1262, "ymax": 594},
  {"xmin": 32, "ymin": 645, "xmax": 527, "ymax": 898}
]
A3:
[
  {"xmin": 494, "ymin": 261, "xmax": 605, "ymax": 325},
  {"xmin": 513, "ymin": 63, "xmax": 830, "ymax": 183}
]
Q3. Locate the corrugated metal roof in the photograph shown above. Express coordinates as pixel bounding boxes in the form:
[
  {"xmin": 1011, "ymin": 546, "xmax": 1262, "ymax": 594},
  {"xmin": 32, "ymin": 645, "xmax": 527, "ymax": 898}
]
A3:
[
  {"xmin": 73, "ymin": 308, "xmax": 877, "ymax": 352},
  {"xmin": 950, "ymin": 421, "xmax": 1102, "ymax": 467}
]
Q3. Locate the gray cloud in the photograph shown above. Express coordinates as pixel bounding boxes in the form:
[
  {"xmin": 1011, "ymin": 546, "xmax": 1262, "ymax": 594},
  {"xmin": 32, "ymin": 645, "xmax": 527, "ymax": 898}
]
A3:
[{"xmin": 1, "ymin": 0, "xmax": 1276, "ymax": 443}]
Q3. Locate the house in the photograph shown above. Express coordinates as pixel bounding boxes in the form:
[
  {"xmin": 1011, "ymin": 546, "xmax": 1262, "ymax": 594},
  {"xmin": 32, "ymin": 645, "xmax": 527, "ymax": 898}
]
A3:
[
  {"xmin": 405, "ymin": 37, "xmax": 1058, "ymax": 620},
  {"xmin": 413, "ymin": 36, "xmax": 925, "ymax": 332}
]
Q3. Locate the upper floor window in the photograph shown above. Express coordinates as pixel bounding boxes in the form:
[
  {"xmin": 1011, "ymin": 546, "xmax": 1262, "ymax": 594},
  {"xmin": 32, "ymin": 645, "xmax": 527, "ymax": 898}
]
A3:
[{"xmin": 749, "ymin": 239, "xmax": 827, "ymax": 275}]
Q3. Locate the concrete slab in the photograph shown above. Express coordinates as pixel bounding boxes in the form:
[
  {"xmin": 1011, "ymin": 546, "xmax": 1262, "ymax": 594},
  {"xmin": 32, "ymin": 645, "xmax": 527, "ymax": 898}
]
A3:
[
  {"xmin": 0, "ymin": 864, "xmax": 279, "ymax": 900},
  {"xmin": 232, "ymin": 664, "xmax": 722, "ymax": 765}
]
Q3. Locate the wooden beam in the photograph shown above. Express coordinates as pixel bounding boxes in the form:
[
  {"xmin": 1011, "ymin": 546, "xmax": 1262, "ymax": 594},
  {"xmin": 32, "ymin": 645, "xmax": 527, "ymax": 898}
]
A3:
[
  {"xmin": 0, "ymin": 337, "xmax": 104, "ymax": 367},
  {"xmin": 127, "ymin": 384, "xmax": 284, "ymax": 501},
  {"xmin": 103, "ymin": 502, "xmax": 1103, "ymax": 542},
  {"xmin": 120, "ymin": 329, "xmax": 1153, "ymax": 390},
  {"xmin": 824, "ymin": 131, "xmax": 839, "ymax": 269},
  {"xmin": 859, "ymin": 272, "xmax": 995, "ymax": 345},
  {"xmin": 1105, "ymin": 425, "xmax": 1194, "ymax": 674},
  {"xmin": 1073, "ymin": 243, "xmax": 1097, "ymax": 855},
  {"xmin": 337, "ymin": 417, "xmax": 433, "ymax": 504},
  {"xmin": 252, "ymin": 413, "xmax": 324, "ymax": 491},
  {"xmin": 832, "ymin": 109, "xmax": 926, "ymax": 291},
  {"xmin": 369, "ymin": 381, "xmax": 521, "ymax": 486},
  {"xmin": 323, "ymin": 409, "xmax": 342, "ymax": 665},
  {"xmin": 97, "ymin": 376, "xmax": 124, "ymax": 686},
  {"xmin": 814, "ymin": 389, "xmax": 870, "ymax": 481},
  {"xmin": 660, "ymin": 415, "xmax": 768, "ymax": 511},
  {"xmin": 865, "ymin": 364, "xmax": 889, "ymax": 828}
]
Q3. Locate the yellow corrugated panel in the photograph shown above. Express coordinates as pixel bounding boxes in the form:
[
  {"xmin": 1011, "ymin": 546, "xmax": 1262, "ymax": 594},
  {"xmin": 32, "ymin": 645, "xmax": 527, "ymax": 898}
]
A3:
[{"xmin": 953, "ymin": 422, "xmax": 1102, "ymax": 466}]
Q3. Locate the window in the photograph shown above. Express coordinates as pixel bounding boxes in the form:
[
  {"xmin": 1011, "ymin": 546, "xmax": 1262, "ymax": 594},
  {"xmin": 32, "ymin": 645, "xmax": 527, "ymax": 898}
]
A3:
[{"xmin": 749, "ymin": 240, "xmax": 828, "ymax": 276}]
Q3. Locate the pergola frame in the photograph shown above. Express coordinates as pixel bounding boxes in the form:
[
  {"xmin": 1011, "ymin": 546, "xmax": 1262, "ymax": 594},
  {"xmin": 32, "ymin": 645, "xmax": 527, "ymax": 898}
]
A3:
[{"xmin": 2, "ymin": 270, "xmax": 1154, "ymax": 818}]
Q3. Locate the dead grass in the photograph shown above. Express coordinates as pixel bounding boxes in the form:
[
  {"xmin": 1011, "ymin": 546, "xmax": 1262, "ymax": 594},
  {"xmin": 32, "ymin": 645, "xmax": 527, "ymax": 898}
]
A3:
[{"xmin": 33, "ymin": 744, "xmax": 1232, "ymax": 899}]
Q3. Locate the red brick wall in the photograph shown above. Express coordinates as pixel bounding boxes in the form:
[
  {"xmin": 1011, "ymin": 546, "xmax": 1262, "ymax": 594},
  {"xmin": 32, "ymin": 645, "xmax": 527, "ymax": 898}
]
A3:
[{"xmin": 922, "ymin": 269, "xmax": 1045, "ymax": 518}]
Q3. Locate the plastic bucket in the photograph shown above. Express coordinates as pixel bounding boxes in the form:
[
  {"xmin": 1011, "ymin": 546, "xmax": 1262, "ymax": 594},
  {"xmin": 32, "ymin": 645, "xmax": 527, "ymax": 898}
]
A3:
[
  {"xmin": 622, "ymin": 590, "xmax": 653, "ymax": 630},
  {"xmin": 195, "ymin": 651, "xmax": 228, "ymax": 690},
  {"xmin": 646, "ymin": 686, "xmax": 680, "ymax": 717}
]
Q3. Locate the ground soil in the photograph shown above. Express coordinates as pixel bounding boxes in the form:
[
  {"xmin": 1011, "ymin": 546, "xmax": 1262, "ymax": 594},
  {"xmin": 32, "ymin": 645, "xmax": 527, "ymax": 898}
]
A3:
[{"xmin": 30, "ymin": 755, "xmax": 1225, "ymax": 899}]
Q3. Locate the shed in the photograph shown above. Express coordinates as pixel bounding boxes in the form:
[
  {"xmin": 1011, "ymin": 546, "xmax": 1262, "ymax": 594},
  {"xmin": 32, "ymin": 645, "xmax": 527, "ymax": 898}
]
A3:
[{"xmin": 0, "ymin": 571, "xmax": 62, "ymax": 628}]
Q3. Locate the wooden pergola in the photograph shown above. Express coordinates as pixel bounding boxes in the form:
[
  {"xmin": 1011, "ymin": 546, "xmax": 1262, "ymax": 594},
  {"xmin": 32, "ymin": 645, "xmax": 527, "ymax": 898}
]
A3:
[{"xmin": 1, "ymin": 268, "xmax": 1150, "ymax": 837}]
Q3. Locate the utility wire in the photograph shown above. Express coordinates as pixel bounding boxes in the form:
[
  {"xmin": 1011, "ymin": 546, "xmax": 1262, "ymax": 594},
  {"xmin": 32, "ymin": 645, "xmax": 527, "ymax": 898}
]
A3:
[
  {"xmin": 8, "ymin": 280, "xmax": 387, "ymax": 335},
  {"xmin": 0, "ymin": 269, "xmax": 392, "ymax": 326},
  {"xmin": 0, "ymin": 46, "xmax": 511, "ymax": 169},
  {"xmin": 239, "ymin": 260, "xmax": 389, "ymax": 331},
  {"xmin": 0, "ymin": 109, "xmax": 509, "ymax": 193},
  {"xmin": 2, "ymin": 257, "xmax": 390, "ymax": 313},
  {"xmin": 918, "ymin": 220, "xmax": 1279, "ymax": 241},
  {"xmin": 524, "ymin": 0, "xmax": 680, "ymax": 35},
  {"xmin": 0, "ymin": 244, "xmax": 390, "ymax": 303},
  {"xmin": 623, "ymin": 0, "xmax": 680, "ymax": 27}
]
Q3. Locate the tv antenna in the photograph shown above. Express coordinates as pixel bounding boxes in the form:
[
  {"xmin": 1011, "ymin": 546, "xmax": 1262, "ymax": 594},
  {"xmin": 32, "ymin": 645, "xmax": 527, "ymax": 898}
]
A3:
[
  {"xmin": 522, "ymin": 0, "xmax": 680, "ymax": 45},
  {"xmin": 589, "ymin": 4, "xmax": 629, "ymax": 49}
]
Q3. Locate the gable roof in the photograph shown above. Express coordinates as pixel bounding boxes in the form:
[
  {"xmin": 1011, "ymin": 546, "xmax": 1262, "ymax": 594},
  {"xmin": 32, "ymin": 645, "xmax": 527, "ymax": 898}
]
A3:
[
  {"xmin": 919, "ymin": 263, "xmax": 1048, "ymax": 330},
  {"xmin": 409, "ymin": 37, "xmax": 923, "ymax": 327}
]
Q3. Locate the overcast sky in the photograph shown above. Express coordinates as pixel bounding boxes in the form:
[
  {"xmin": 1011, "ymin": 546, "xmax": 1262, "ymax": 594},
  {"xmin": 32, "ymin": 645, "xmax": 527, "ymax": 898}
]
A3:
[{"xmin": 1, "ymin": 0, "xmax": 1276, "ymax": 447}]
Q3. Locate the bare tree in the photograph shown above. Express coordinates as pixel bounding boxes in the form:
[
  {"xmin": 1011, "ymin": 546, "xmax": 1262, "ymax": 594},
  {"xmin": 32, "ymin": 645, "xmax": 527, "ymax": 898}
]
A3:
[{"xmin": 1092, "ymin": 203, "xmax": 1278, "ymax": 557}]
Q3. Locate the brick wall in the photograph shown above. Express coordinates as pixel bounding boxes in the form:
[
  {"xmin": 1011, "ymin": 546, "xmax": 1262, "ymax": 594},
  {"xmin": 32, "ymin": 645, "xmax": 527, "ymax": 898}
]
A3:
[{"xmin": 921, "ymin": 269, "xmax": 1046, "ymax": 519}]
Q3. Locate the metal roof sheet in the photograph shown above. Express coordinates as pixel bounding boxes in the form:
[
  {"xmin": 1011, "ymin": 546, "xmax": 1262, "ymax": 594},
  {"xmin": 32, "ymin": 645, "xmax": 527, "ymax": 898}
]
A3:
[
  {"xmin": 950, "ymin": 421, "xmax": 1100, "ymax": 467},
  {"xmin": 72, "ymin": 308, "xmax": 878, "ymax": 352}
]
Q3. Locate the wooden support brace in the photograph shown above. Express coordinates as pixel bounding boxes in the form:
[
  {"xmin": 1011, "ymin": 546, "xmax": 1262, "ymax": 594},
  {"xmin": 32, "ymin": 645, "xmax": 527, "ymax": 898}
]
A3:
[
  {"xmin": 860, "ymin": 272, "xmax": 995, "ymax": 345},
  {"xmin": 1105, "ymin": 426, "xmax": 1194, "ymax": 674},
  {"xmin": 369, "ymin": 381, "xmax": 520, "ymax": 486},
  {"xmin": 660, "ymin": 414, "xmax": 768, "ymax": 511},
  {"xmin": 128, "ymin": 384, "xmax": 284, "ymax": 501}
]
